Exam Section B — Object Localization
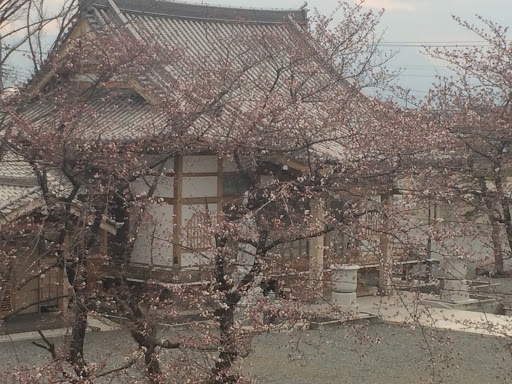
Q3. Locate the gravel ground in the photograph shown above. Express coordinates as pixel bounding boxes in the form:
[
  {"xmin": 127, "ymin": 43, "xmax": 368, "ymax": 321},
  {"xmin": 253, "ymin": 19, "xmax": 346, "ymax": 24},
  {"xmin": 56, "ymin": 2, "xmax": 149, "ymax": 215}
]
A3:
[
  {"xmin": 0, "ymin": 324, "xmax": 511, "ymax": 383},
  {"xmin": 246, "ymin": 324, "xmax": 512, "ymax": 384},
  {"xmin": 0, "ymin": 329, "xmax": 138, "ymax": 380}
]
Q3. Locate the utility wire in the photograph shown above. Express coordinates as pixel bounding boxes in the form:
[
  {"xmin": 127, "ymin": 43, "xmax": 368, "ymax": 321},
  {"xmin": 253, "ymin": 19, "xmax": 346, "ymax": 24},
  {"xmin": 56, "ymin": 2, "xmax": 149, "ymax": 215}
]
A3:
[{"xmin": 377, "ymin": 41, "xmax": 509, "ymax": 48}]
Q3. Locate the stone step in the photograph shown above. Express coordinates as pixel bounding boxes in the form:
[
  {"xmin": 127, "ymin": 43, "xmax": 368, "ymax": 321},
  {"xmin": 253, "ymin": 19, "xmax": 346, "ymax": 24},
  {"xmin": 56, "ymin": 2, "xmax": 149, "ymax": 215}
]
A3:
[{"xmin": 308, "ymin": 312, "xmax": 380, "ymax": 330}]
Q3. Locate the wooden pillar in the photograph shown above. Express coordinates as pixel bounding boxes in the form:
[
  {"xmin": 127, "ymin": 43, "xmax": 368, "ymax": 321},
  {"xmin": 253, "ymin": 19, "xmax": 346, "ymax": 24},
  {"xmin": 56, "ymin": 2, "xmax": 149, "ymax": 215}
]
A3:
[
  {"xmin": 309, "ymin": 199, "xmax": 325, "ymax": 296},
  {"xmin": 379, "ymin": 192, "xmax": 394, "ymax": 296},
  {"xmin": 59, "ymin": 267, "xmax": 69, "ymax": 314},
  {"xmin": 173, "ymin": 155, "xmax": 183, "ymax": 267}
]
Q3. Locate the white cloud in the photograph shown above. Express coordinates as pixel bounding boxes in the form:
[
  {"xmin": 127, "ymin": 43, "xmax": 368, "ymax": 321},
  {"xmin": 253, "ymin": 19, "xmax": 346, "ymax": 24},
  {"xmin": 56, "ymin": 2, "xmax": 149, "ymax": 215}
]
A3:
[{"xmin": 362, "ymin": 0, "xmax": 416, "ymax": 11}]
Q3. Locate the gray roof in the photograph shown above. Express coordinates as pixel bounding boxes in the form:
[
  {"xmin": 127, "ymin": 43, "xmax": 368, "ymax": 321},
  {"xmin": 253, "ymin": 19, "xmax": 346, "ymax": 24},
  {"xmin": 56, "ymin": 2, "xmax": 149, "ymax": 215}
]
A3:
[
  {"xmin": 18, "ymin": 0, "xmax": 366, "ymax": 164},
  {"xmin": 0, "ymin": 151, "xmax": 74, "ymax": 221},
  {"xmin": 18, "ymin": 0, "xmax": 338, "ymax": 144},
  {"xmin": 83, "ymin": 0, "xmax": 307, "ymax": 24},
  {"xmin": 0, "ymin": 151, "xmax": 41, "ymax": 219},
  {"xmin": 19, "ymin": 89, "xmax": 167, "ymax": 141}
]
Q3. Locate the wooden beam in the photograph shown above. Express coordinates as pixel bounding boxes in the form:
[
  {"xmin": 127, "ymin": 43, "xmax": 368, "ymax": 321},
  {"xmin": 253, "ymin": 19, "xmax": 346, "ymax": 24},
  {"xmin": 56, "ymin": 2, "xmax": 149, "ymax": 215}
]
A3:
[{"xmin": 217, "ymin": 157, "xmax": 223, "ymax": 209}]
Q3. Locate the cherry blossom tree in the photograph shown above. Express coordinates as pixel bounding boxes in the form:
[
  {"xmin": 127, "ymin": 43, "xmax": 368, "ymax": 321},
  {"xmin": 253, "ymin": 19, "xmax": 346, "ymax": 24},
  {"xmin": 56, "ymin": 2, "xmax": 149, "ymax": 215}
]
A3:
[
  {"xmin": 0, "ymin": 2, "xmax": 433, "ymax": 383},
  {"xmin": 0, "ymin": 0, "xmax": 80, "ymax": 85},
  {"xmin": 420, "ymin": 16, "xmax": 512, "ymax": 276}
]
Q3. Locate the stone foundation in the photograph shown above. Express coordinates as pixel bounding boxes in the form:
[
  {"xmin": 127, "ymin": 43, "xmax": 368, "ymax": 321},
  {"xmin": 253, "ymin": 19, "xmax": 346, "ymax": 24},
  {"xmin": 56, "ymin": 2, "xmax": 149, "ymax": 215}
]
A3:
[{"xmin": 332, "ymin": 292, "xmax": 357, "ymax": 308}]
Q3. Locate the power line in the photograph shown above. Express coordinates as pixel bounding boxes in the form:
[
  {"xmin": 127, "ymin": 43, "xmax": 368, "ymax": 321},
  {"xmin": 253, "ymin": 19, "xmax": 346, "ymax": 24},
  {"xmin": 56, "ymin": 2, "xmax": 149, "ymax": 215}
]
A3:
[
  {"xmin": 3, "ymin": 41, "xmax": 506, "ymax": 53},
  {"xmin": 388, "ymin": 67, "xmax": 451, "ymax": 72},
  {"xmin": 381, "ymin": 40, "xmax": 498, "ymax": 44},
  {"xmin": 376, "ymin": 40, "xmax": 511, "ymax": 48},
  {"xmin": 388, "ymin": 64, "xmax": 450, "ymax": 68},
  {"xmin": 397, "ymin": 74, "xmax": 450, "ymax": 78},
  {"xmin": 379, "ymin": 44, "xmax": 493, "ymax": 48}
]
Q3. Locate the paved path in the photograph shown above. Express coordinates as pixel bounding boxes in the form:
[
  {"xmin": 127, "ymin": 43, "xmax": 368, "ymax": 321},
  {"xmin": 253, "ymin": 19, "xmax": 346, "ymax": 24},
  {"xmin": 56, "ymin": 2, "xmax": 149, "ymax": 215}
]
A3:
[
  {"xmin": 0, "ymin": 315, "xmax": 119, "ymax": 343},
  {"xmin": 357, "ymin": 293, "xmax": 512, "ymax": 337}
]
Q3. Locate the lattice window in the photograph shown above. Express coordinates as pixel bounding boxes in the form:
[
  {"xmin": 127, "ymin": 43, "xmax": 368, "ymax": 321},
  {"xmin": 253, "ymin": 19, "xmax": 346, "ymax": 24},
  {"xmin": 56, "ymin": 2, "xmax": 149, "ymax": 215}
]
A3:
[
  {"xmin": 0, "ymin": 265, "xmax": 13, "ymax": 313},
  {"xmin": 364, "ymin": 210, "xmax": 381, "ymax": 235},
  {"xmin": 272, "ymin": 238, "xmax": 309, "ymax": 261},
  {"xmin": 185, "ymin": 211, "xmax": 216, "ymax": 250}
]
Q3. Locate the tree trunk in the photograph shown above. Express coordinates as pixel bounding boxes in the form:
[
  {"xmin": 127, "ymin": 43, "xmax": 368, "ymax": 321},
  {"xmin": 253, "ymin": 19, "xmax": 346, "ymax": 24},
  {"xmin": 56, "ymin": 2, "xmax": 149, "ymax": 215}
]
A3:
[
  {"xmin": 379, "ymin": 192, "xmax": 394, "ymax": 296},
  {"xmin": 116, "ymin": 284, "xmax": 163, "ymax": 383},
  {"xmin": 211, "ymin": 231, "xmax": 242, "ymax": 384},
  {"xmin": 212, "ymin": 293, "xmax": 239, "ymax": 384},
  {"xmin": 64, "ymin": 215, "xmax": 102, "ymax": 378},
  {"xmin": 500, "ymin": 203, "xmax": 512, "ymax": 267},
  {"xmin": 309, "ymin": 199, "xmax": 325, "ymax": 298},
  {"xmin": 493, "ymin": 171, "xmax": 511, "ymax": 274},
  {"xmin": 479, "ymin": 175, "xmax": 507, "ymax": 276},
  {"xmin": 66, "ymin": 249, "xmax": 88, "ymax": 377},
  {"xmin": 491, "ymin": 220, "xmax": 504, "ymax": 275},
  {"xmin": 68, "ymin": 306, "xmax": 88, "ymax": 375}
]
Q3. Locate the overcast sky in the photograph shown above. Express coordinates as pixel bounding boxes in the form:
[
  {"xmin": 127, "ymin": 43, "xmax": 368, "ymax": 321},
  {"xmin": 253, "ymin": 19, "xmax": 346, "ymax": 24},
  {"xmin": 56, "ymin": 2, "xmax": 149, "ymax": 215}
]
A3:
[
  {"xmin": 7, "ymin": 0, "xmax": 512, "ymax": 98},
  {"xmin": 206, "ymin": 0, "xmax": 512, "ymax": 99}
]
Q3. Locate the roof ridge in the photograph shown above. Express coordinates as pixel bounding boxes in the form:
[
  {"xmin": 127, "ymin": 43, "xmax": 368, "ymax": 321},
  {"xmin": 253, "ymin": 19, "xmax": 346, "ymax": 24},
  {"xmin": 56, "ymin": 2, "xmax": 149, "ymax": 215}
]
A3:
[
  {"xmin": 154, "ymin": 0, "xmax": 306, "ymax": 12},
  {"xmin": 86, "ymin": 0, "xmax": 308, "ymax": 24}
]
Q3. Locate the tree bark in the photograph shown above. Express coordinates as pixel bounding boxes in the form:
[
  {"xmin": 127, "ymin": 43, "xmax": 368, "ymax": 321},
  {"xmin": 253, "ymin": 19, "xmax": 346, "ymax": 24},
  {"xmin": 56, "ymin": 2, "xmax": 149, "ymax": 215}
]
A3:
[
  {"xmin": 493, "ymin": 171, "xmax": 512, "ymax": 274},
  {"xmin": 212, "ymin": 291, "xmax": 240, "ymax": 384},
  {"xmin": 478, "ymin": 176, "xmax": 506, "ymax": 276},
  {"xmin": 379, "ymin": 192, "xmax": 394, "ymax": 296},
  {"xmin": 68, "ymin": 307, "xmax": 88, "ymax": 375},
  {"xmin": 491, "ymin": 220, "xmax": 504, "ymax": 275}
]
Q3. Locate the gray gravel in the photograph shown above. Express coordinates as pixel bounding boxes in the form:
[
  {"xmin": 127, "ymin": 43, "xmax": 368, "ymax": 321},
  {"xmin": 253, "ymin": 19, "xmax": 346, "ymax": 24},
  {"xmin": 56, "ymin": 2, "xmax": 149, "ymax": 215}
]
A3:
[
  {"xmin": 246, "ymin": 324, "xmax": 512, "ymax": 384},
  {"xmin": 0, "ymin": 329, "xmax": 137, "ymax": 380},
  {"xmin": 0, "ymin": 324, "xmax": 511, "ymax": 383}
]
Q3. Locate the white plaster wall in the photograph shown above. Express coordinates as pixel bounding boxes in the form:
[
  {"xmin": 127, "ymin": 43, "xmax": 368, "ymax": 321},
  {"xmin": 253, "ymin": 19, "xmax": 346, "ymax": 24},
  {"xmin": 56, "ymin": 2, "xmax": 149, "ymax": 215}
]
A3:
[
  {"xmin": 130, "ymin": 155, "xmax": 175, "ymax": 198},
  {"xmin": 131, "ymin": 176, "xmax": 153, "ymax": 197},
  {"xmin": 182, "ymin": 176, "xmax": 217, "ymax": 198},
  {"xmin": 162, "ymin": 158, "xmax": 175, "ymax": 173},
  {"xmin": 222, "ymin": 158, "xmax": 239, "ymax": 172},
  {"xmin": 154, "ymin": 176, "xmax": 174, "ymax": 198},
  {"xmin": 131, "ymin": 203, "xmax": 174, "ymax": 267},
  {"xmin": 183, "ymin": 155, "xmax": 218, "ymax": 173},
  {"xmin": 131, "ymin": 176, "xmax": 174, "ymax": 198},
  {"xmin": 141, "ymin": 156, "xmax": 174, "ymax": 172}
]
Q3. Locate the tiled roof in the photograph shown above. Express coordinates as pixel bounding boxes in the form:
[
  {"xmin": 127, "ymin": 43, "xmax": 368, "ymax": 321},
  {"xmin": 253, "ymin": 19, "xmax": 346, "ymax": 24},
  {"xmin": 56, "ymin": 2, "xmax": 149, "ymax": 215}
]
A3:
[
  {"xmin": 0, "ymin": 151, "xmax": 40, "ymax": 219},
  {"xmin": 0, "ymin": 186, "xmax": 43, "ymax": 218},
  {"xmin": 0, "ymin": 151, "xmax": 75, "ymax": 221},
  {"xmin": 20, "ymin": 89, "xmax": 168, "ymax": 141},
  {"xmin": 13, "ymin": 0, "xmax": 361, "ymax": 162},
  {"xmin": 84, "ymin": 0, "xmax": 307, "ymax": 24},
  {"xmin": 19, "ymin": 1, "xmax": 330, "ymax": 144},
  {"xmin": 0, "ymin": 151, "xmax": 36, "ymax": 179},
  {"xmin": 81, "ymin": 0, "xmax": 313, "ymax": 101}
]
